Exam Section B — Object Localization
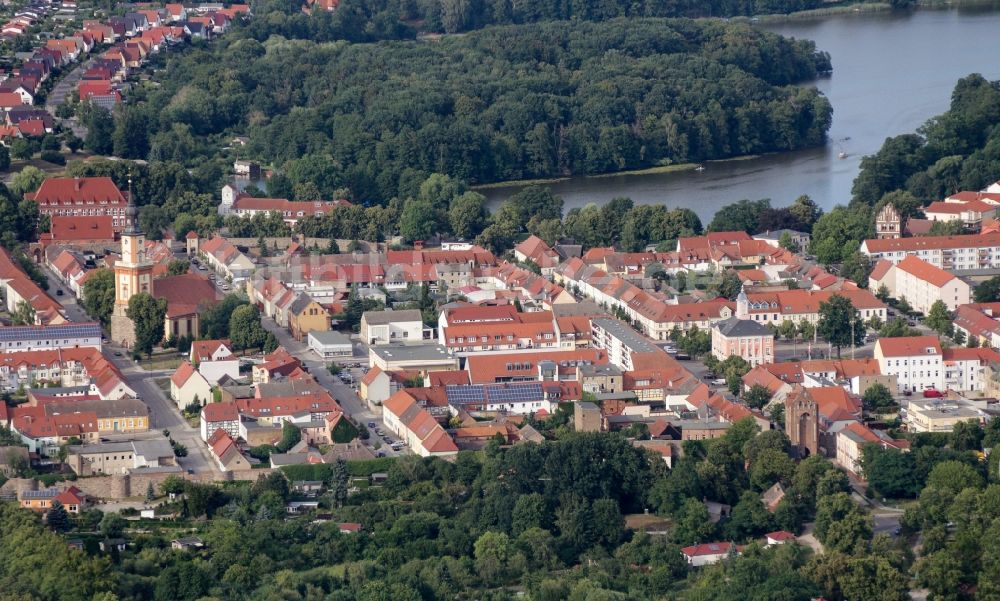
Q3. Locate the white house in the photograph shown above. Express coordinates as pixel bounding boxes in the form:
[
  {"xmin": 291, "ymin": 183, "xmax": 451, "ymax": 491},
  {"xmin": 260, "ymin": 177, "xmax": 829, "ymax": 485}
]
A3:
[
  {"xmin": 681, "ymin": 542, "xmax": 739, "ymax": 567},
  {"xmin": 765, "ymin": 531, "xmax": 796, "ymax": 546},
  {"xmin": 170, "ymin": 361, "xmax": 213, "ymax": 410},
  {"xmin": 942, "ymin": 347, "xmax": 1000, "ymax": 393},
  {"xmin": 874, "ymin": 336, "xmax": 943, "ymax": 394},
  {"xmin": 190, "ymin": 339, "xmax": 239, "ymax": 384},
  {"xmin": 360, "ymin": 309, "xmax": 424, "ymax": 345},
  {"xmin": 860, "ymin": 232, "xmax": 1000, "ymax": 270},
  {"xmin": 868, "ymin": 255, "xmax": 971, "ymax": 314}
]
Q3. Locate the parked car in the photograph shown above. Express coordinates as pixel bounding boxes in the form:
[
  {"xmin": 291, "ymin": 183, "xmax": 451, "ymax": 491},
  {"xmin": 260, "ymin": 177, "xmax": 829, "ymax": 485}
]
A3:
[
  {"xmin": 675, "ymin": 353, "xmax": 691, "ymax": 360},
  {"xmin": 367, "ymin": 422, "xmax": 376, "ymax": 429},
  {"xmin": 923, "ymin": 388, "xmax": 943, "ymax": 398},
  {"xmin": 711, "ymin": 378, "xmax": 727, "ymax": 386},
  {"xmin": 55, "ymin": 289, "xmax": 63, "ymax": 296}
]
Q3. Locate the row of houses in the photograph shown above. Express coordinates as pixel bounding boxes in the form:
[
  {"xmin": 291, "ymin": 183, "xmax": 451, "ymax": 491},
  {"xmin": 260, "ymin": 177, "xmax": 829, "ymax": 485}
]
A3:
[
  {"xmin": 75, "ymin": 4, "xmax": 252, "ymax": 110},
  {"xmin": 0, "ymin": 245, "xmax": 66, "ymax": 326},
  {"xmin": 1, "ymin": 393, "xmax": 149, "ymax": 456},
  {"xmin": 554, "ymin": 254, "xmax": 886, "ymax": 340}
]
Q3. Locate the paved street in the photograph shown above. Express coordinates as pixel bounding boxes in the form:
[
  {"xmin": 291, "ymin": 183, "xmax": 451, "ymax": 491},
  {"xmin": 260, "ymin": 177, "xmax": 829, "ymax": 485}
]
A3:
[
  {"xmin": 260, "ymin": 318, "xmax": 407, "ymax": 456},
  {"xmin": 46, "ymin": 265, "xmax": 219, "ymax": 475},
  {"xmin": 45, "ymin": 60, "xmax": 89, "ymax": 139}
]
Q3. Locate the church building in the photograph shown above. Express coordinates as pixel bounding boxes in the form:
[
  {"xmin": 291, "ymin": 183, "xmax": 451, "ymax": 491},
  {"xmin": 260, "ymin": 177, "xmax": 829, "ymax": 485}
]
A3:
[{"xmin": 110, "ymin": 183, "xmax": 218, "ymax": 347}]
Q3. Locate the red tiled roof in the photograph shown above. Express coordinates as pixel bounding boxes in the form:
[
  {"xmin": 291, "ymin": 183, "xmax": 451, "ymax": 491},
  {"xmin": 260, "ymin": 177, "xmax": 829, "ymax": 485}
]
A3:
[
  {"xmin": 766, "ymin": 530, "xmax": 796, "ymax": 542},
  {"xmin": 808, "ymin": 386, "xmax": 861, "ymax": 420},
  {"xmin": 869, "ymin": 259, "xmax": 893, "ymax": 283},
  {"xmin": 876, "ymin": 335, "xmax": 942, "ymax": 358},
  {"xmin": 47, "ymin": 215, "xmax": 114, "ymax": 241},
  {"xmin": 202, "ymin": 402, "xmax": 239, "ymax": 422},
  {"xmin": 26, "ymin": 177, "xmax": 125, "ymax": 206},
  {"xmin": 863, "ymin": 232, "xmax": 1000, "ymax": 254},
  {"xmin": 0, "ymin": 92, "xmax": 25, "ymax": 107},
  {"xmin": 154, "ymin": 273, "xmax": 217, "ymax": 317},
  {"xmin": 465, "ymin": 349, "xmax": 608, "ymax": 383},
  {"xmin": 190, "ymin": 339, "xmax": 231, "ymax": 363},
  {"xmin": 894, "ymin": 255, "xmax": 956, "ymax": 288},
  {"xmin": 681, "ymin": 542, "xmax": 736, "ymax": 557},
  {"xmin": 171, "ymin": 361, "xmax": 198, "ymax": 388}
]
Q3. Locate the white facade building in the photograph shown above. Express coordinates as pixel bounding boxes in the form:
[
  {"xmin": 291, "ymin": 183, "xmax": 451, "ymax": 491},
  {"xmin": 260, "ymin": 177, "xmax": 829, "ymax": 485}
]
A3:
[{"xmin": 874, "ymin": 336, "xmax": 944, "ymax": 394}]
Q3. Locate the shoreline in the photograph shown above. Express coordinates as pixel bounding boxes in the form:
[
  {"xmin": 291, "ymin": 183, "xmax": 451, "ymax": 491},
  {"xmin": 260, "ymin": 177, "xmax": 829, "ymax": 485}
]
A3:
[
  {"xmin": 472, "ymin": 153, "xmax": 772, "ymax": 192},
  {"xmin": 748, "ymin": 0, "xmax": 1000, "ymax": 23}
]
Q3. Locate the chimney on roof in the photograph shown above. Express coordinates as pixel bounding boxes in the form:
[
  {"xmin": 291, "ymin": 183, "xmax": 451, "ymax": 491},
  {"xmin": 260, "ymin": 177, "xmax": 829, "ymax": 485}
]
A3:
[{"xmin": 75, "ymin": 178, "xmax": 82, "ymax": 191}]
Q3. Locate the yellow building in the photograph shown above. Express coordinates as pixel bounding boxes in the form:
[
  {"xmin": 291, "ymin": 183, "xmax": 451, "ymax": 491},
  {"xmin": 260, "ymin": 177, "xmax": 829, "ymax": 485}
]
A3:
[{"xmin": 288, "ymin": 293, "xmax": 330, "ymax": 342}]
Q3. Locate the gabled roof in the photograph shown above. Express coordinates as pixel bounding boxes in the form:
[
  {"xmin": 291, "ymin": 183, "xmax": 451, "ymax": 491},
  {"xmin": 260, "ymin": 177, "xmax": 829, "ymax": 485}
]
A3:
[
  {"xmin": 714, "ymin": 316, "xmax": 772, "ymax": 338},
  {"xmin": 26, "ymin": 177, "xmax": 126, "ymax": 206},
  {"xmin": 202, "ymin": 401, "xmax": 238, "ymax": 422},
  {"xmin": 171, "ymin": 361, "xmax": 197, "ymax": 388},
  {"xmin": 869, "ymin": 259, "xmax": 894, "ymax": 283},
  {"xmin": 894, "ymin": 255, "xmax": 956, "ymax": 288},
  {"xmin": 190, "ymin": 339, "xmax": 231, "ymax": 363}
]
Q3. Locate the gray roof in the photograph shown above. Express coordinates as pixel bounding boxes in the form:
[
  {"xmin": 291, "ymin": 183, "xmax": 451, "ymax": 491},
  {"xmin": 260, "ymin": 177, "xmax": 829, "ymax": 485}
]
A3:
[
  {"xmin": 131, "ymin": 439, "xmax": 175, "ymax": 460},
  {"xmin": 551, "ymin": 301, "xmax": 603, "ymax": 318},
  {"xmin": 69, "ymin": 439, "xmax": 174, "ymax": 460},
  {"xmin": 714, "ymin": 317, "xmax": 773, "ymax": 338},
  {"xmin": 592, "ymin": 318, "xmax": 658, "ymax": 353},
  {"xmin": 362, "ymin": 309, "xmax": 422, "ymax": 325},
  {"xmin": 46, "ymin": 398, "xmax": 148, "ymax": 419},
  {"xmin": 32, "ymin": 385, "xmax": 90, "ymax": 396},
  {"xmin": 308, "ymin": 330, "xmax": 352, "ymax": 346},
  {"xmin": 755, "ymin": 229, "xmax": 808, "ymax": 240},
  {"xmin": 288, "ymin": 292, "xmax": 318, "ymax": 315},
  {"xmin": 370, "ymin": 344, "xmax": 454, "ymax": 363}
]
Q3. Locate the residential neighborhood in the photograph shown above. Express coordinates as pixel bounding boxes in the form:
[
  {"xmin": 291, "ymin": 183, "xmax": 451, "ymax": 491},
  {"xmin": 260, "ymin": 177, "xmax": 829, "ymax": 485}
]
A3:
[{"xmin": 0, "ymin": 2, "xmax": 998, "ymax": 600}]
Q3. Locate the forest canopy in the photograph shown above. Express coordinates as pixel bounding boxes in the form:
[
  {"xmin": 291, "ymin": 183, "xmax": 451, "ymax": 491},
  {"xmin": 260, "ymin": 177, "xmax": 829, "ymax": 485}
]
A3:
[{"xmin": 129, "ymin": 18, "xmax": 832, "ymax": 204}]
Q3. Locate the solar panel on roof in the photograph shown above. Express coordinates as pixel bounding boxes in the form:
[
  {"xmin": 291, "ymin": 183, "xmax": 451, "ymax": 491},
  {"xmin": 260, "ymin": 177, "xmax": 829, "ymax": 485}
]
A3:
[{"xmin": 0, "ymin": 322, "xmax": 100, "ymax": 342}]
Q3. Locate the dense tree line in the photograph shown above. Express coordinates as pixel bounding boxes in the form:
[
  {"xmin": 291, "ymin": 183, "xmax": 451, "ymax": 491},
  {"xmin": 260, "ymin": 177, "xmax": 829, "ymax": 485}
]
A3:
[
  {"xmin": 246, "ymin": 0, "xmax": 888, "ymax": 40},
  {"xmin": 124, "ymin": 18, "xmax": 831, "ymax": 206},
  {"xmin": 16, "ymin": 416, "xmax": 1000, "ymax": 601},
  {"xmin": 852, "ymin": 74, "xmax": 1000, "ymax": 207},
  {"xmin": 804, "ymin": 75, "xmax": 1000, "ymax": 270}
]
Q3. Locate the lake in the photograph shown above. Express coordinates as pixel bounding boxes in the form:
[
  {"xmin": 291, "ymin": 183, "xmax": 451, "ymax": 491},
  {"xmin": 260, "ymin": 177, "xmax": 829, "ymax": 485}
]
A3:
[{"xmin": 482, "ymin": 6, "xmax": 1000, "ymax": 223}]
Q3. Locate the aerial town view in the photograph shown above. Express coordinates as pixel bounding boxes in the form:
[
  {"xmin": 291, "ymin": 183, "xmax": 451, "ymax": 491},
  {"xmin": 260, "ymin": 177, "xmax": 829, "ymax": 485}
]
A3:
[{"xmin": 2, "ymin": 0, "xmax": 1000, "ymax": 599}]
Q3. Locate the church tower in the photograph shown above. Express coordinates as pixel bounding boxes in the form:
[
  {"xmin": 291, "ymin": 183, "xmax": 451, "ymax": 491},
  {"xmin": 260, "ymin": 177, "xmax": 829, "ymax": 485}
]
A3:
[
  {"xmin": 110, "ymin": 178, "xmax": 154, "ymax": 347},
  {"xmin": 784, "ymin": 386, "xmax": 819, "ymax": 458}
]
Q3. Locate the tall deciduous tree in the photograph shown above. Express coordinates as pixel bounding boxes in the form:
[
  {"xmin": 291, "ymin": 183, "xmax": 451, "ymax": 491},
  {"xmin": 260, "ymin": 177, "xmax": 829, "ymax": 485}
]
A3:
[
  {"xmin": 817, "ymin": 295, "xmax": 866, "ymax": 357},
  {"xmin": 126, "ymin": 293, "xmax": 167, "ymax": 357},
  {"xmin": 448, "ymin": 191, "xmax": 488, "ymax": 239},
  {"xmin": 228, "ymin": 304, "xmax": 267, "ymax": 351},
  {"xmin": 10, "ymin": 300, "xmax": 34, "ymax": 326}
]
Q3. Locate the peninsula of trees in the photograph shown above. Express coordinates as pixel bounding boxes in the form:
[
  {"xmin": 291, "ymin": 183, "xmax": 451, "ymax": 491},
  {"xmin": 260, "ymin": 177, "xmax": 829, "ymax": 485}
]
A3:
[{"xmin": 107, "ymin": 18, "xmax": 832, "ymax": 204}]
